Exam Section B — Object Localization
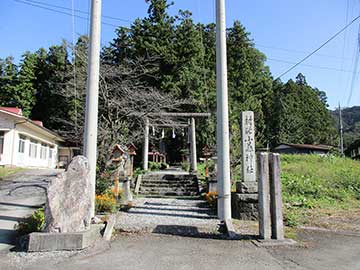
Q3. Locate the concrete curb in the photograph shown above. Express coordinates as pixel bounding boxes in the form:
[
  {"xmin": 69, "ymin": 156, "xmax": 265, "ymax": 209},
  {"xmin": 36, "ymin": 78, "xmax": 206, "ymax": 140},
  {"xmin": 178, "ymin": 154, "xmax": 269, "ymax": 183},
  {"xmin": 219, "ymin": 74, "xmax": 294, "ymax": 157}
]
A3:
[{"xmin": 252, "ymin": 238, "xmax": 297, "ymax": 247}]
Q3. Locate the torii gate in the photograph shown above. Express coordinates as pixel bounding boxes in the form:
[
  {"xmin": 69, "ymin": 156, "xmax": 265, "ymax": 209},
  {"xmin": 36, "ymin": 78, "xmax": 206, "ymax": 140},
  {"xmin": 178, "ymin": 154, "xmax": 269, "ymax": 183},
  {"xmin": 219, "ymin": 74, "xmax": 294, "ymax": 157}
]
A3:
[{"xmin": 142, "ymin": 112, "xmax": 211, "ymax": 172}]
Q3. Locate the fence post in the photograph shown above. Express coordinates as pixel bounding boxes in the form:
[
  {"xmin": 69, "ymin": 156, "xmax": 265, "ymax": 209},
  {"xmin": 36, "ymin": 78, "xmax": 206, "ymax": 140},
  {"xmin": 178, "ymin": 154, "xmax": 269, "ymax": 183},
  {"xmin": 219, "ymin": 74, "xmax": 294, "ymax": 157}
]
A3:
[
  {"xmin": 258, "ymin": 152, "xmax": 271, "ymax": 240},
  {"xmin": 269, "ymin": 153, "xmax": 284, "ymax": 240}
]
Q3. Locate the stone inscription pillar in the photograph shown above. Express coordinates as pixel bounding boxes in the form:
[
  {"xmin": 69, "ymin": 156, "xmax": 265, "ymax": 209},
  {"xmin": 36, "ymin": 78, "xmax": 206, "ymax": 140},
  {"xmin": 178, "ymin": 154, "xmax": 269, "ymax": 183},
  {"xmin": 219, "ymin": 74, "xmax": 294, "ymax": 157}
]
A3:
[{"xmin": 237, "ymin": 111, "xmax": 257, "ymax": 193}]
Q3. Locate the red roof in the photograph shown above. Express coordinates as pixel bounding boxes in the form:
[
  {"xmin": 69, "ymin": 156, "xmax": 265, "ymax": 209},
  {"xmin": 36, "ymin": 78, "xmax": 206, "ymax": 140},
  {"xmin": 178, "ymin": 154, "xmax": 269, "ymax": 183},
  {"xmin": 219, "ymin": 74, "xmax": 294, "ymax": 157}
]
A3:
[
  {"xmin": 31, "ymin": 120, "xmax": 43, "ymax": 127},
  {"xmin": 0, "ymin": 107, "xmax": 22, "ymax": 115}
]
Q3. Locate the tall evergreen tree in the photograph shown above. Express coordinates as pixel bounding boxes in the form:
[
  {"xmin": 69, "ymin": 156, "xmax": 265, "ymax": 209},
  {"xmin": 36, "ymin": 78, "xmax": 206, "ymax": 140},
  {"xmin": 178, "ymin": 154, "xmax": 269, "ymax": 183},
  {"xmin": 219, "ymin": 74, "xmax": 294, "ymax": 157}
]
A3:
[{"xmin": 0, "ymin": 57, "xmax": 18, "ymax": 109}]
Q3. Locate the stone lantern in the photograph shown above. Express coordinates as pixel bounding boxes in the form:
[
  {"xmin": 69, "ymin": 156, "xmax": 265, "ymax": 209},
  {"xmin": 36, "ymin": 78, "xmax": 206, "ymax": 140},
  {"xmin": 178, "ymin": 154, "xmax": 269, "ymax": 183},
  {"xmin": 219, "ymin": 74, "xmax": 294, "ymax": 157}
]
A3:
[
  {"xmin": 111, "ymin": 144, "xmax": 127, "ymax": 198},
  {"xmin": 127, "ymin": 143, "xmax": 137, "ymax": 178},
  {"xmin": 202, "ymin": 144, "xmax": 212, "ymax": 178}
]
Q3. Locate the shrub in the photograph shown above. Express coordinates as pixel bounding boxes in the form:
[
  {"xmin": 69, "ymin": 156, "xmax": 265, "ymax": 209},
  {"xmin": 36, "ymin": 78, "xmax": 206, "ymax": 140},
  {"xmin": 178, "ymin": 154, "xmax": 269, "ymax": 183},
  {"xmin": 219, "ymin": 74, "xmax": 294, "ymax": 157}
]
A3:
[
  {"xmin": 181, "ymin": 161, "xmax": 190, "ymax": 172},
  {"xmin": 149, "ymin": 161, "xmax": 161, "ymax": 171},
  {"xmin": 204, "ymin": 191, "xmax": 218, "ymax": 208},
  {"xmin": 95, "ymin": 194, "xmax": 117, "ymax": 213},
  {"xmin": 96, "ymin": 169, "xmax": 114, "ymax": 195},
  {"xmin": 16, "ymin": 208, "xmax": 45, "ymax": 235}
]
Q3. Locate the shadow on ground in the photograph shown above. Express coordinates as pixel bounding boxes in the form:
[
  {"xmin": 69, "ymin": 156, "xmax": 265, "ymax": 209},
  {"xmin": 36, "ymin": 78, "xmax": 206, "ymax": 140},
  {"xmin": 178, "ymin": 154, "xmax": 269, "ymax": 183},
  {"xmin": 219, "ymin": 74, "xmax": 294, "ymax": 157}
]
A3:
[{"xmin": 152, "ymin": 225, "xmax": 258, "ymax": 241}]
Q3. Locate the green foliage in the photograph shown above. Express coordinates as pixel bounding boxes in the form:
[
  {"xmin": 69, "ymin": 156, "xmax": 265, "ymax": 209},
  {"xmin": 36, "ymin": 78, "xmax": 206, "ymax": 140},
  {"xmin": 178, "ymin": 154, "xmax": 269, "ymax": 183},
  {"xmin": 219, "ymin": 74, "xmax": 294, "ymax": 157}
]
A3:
[
  {"xmin": 197, "ymin": 160, "xmax": 215, "ymax": 179},
  {"xmin": 281, "ymin": 154, "xmax": 360, "ymax": 226},
  {"xmin": 181, "ymin": 161, "xmax": 190, "ymax": 171},
  {"xmin": 148, "ymin": 161, "xmax": 169, "ymax": 171},
  {"xmin": 271, "ymin": 75, "xmax": 337, "ymax": 146},
  {"xmin": 0, "ymin": 0, "xmax": 339, "ymax": 176},
  {"xmin": 0, "ymin": 167, "xmax": 23, "ymax": 178},
  {"xmin": 332, "ymin": 106, "xmax": 360, "ymax": 152},
  {"xmin": 134, "ymin": 167, "xmax": 146, "ymax": 178},
  {"xmin": 96, "ymin": 169, "xmax": 115, "ymax": 195},
  {"xmin": 16, "ymin": 208, "xmax": 45, "ymax": 235}
]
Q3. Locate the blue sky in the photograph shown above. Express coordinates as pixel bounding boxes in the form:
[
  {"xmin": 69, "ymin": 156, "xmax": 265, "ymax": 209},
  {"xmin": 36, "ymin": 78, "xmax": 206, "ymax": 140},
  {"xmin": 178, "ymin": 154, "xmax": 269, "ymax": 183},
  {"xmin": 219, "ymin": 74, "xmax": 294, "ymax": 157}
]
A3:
[{"xmin": 1, "ymin": 0, "xmax": 360, "ymax": 109}]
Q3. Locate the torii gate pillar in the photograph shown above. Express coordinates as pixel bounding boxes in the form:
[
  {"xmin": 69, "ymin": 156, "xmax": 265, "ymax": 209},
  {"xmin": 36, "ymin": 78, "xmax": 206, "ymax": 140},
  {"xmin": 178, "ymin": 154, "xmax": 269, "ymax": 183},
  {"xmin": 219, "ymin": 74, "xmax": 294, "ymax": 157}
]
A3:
[
  {"xmin": 143, "ymin": 118, "xmax": 149, "ymax": 171},
  {"xmin": 190, "ymin": 117, "xmax": 197, "ymax": 172}
]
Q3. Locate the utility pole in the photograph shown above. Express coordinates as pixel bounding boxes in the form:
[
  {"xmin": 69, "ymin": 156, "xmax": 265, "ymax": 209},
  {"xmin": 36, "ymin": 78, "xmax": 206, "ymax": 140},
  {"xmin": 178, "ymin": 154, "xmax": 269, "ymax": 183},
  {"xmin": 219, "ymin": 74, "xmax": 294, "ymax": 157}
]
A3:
[
  {"xmin": 83, "ymin": 0, "xmax": 102, "ymax": 217},
  {"xmin": 216, "ymin": 0, "xmax": 231, "ymax": 220},
  {"xmin": 339, "ymin": 103, "xmax": 344, "ymax": 157}
]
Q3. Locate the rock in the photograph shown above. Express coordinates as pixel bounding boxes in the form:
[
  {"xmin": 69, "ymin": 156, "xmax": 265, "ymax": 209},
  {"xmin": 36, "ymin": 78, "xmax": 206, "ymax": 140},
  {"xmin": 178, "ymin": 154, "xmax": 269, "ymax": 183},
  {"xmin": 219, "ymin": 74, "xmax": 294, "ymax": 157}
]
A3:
[{"xmin": 44, "ymin": 156, "xmax": 93, "ymax": 233}]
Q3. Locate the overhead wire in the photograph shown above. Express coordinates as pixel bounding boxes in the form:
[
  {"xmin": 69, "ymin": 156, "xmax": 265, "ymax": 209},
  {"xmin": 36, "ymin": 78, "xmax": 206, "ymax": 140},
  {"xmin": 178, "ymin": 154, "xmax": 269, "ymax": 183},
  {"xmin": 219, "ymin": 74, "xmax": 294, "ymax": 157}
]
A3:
[
  {"xmin": 257, "ymin": 44, "xmax": 352, "ymax": 61},
  {"xmin": 338, "ymin": 0, "xmax": 350, "ymax": 83},
  {"xmin": 14, "ymin": 0, "xmax": 132, "ymax": 23},
  {"xmin": 13, "ymin": 0, "xmax": 121, "ymax": 28},
  {"xmin": 346, "ymin": 23, "xmax": 360, "ymax": 105},
  {"xmin": 275, "ymin": 14, "xmax": 360, "ymax": 79},
  {"xmin": 267, "ymin": 58, "xmax": 354, "ymax": 73}
]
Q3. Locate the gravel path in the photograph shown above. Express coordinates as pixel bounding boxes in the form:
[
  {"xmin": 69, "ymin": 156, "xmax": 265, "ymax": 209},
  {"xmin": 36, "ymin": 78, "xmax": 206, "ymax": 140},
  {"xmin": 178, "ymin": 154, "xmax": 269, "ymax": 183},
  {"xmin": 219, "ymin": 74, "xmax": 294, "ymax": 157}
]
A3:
[{"xmin": 116, "ymin": 197, "xmax": 221, "ymax": 236}]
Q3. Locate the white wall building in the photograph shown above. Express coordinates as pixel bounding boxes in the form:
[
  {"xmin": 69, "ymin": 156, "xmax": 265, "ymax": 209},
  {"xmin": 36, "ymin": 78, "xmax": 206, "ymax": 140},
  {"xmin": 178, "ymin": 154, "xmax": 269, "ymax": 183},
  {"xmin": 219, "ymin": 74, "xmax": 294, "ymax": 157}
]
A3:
[{"xmin": 0, "ymin": 107, "xmax": 64, "ymax": 169}]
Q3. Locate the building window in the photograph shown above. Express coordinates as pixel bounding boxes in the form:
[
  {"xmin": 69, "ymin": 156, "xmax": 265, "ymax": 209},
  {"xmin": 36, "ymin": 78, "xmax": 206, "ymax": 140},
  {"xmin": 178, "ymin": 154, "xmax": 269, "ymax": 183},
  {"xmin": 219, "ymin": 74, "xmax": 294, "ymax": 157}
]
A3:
[
  {"xmin": 29, "ymin": 139, "xmax": 38, "ymax": 158},
  {"xmin": 18, "ymin": 135, "xmax": 26, "ymax": 153},
  {"xmin": 49, "ymin": 147, "xmax": 53, "ymax": 159},
  {"xmin": 40, "ymin": 144, "xmax": 47, "ymax": 159},
  {"xmin": 0, "ymin": 131, "xmax": 4, "ymax": 154}
]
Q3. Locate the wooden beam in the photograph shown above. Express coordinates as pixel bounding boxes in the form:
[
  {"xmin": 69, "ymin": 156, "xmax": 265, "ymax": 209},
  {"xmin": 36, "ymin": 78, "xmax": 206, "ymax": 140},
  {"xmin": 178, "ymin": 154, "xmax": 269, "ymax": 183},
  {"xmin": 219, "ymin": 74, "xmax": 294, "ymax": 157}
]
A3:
[
  {"xmin": 150, "ymin": 123, "xmax": 190, "ymax": 128},
  {"xmin": 148, "ymin": 112, "xmax": 211, "ymax": 118}
]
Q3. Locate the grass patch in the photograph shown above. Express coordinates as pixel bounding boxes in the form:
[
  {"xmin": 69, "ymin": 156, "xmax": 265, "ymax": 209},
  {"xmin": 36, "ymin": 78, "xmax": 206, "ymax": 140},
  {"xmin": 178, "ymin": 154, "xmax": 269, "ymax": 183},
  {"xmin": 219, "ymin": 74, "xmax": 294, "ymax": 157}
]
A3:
[
  {"xmin": 281, "ymin": 154, "xmax": 360, "ymax": 228},
  {"xmin": 0, "ymin": 167, "xmax": 23, "ymax": 179}
]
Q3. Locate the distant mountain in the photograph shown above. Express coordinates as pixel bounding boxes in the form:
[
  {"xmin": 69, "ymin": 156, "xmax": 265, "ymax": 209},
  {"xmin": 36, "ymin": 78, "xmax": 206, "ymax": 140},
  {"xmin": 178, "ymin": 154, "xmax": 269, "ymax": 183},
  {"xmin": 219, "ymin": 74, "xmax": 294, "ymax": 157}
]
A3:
[{"xmin": 331, "ymin": 106, "xmax": 360, "ymax": 149}]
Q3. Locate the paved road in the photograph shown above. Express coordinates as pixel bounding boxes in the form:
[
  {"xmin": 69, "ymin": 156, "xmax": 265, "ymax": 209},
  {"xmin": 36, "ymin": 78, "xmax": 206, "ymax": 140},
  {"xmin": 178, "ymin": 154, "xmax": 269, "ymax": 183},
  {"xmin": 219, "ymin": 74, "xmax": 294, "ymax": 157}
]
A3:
[
  {"xmin": 0, "ymin": 169, "xmax": 61, "ymax": 252},
  {"xmin": 1, "ymin": 229, "xmax": 358, "ymax": 270}
]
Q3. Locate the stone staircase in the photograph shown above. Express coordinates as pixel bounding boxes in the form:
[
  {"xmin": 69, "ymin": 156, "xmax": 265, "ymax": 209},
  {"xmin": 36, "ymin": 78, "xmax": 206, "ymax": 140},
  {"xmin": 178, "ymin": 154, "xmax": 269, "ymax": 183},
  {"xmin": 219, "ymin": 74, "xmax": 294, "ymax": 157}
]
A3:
[{"xmin": 137, "ymin": 172, "xmax": 199, "ymax": 196}]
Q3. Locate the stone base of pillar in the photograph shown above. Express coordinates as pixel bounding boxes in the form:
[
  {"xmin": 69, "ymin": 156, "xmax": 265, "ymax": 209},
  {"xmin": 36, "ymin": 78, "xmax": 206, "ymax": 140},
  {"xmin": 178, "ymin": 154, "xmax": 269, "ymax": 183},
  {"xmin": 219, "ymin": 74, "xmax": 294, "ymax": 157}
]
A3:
[
  {"xmin": 120, "ymin": 179, "xmax": 133, "ymax": 204},
  {"xmin": 236, "ymin": 181, "xmax": 258, "ymax": 193},
  {"xmin": 231, "ymin": 193, "xmax": 258, "ymax": 220}
]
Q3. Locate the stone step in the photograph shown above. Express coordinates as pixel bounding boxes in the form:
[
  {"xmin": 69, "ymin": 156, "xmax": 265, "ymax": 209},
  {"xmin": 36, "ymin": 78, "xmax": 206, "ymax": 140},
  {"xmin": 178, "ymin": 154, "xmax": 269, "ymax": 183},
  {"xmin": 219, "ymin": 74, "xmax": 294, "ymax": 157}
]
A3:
[
  {"xmin": 140, "ymin": 183, "xmax": 198, "ymax": 188},
  {"xmin": 140, "ymin": 186, "xmax": 198, "ymax": 191},
  {"xmin": 141, "ymin": 180, "xmax": 196, "ymax": 185},
  {"xmin": 142, "ymin": 175, "xmax": 197, "ymax": 180},
  {"xmin": 138, "ymin": 173, "xmax": 199, "ymax": 196},
  {"xmin": 138, "ymin": 190, "xmax": 199, "ymax": 196}
]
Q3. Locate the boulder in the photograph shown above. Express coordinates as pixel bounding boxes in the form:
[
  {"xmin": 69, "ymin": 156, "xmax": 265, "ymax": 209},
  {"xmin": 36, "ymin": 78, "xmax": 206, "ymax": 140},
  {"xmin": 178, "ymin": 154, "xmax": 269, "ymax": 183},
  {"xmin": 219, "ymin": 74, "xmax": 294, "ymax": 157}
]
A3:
[{"xmin": 44, "ymin": 156, "xmax": 93, "ymax": 233}]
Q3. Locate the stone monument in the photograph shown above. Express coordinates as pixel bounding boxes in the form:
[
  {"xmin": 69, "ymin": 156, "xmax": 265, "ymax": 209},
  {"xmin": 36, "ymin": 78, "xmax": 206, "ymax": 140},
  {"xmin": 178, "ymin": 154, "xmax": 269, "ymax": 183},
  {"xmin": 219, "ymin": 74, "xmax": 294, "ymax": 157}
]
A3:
[
  {"xmin": 44, "ymin": 155, "xmax": 92, "ymax": 233},
  {"xmin": 238, "ymin": 111, "xmax": 257, "ymax": 192},
  {"xmin": 232, "ymin": 111, "xmax": 258, "ymax": 220}
]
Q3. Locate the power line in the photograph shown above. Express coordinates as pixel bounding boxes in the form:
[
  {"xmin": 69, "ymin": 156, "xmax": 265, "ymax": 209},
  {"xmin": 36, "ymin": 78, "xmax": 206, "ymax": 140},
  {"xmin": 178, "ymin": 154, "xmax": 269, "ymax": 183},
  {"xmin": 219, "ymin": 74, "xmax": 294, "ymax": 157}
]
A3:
[
  {"xmin": 15, "ymin": 0, "xmax": 132, "ymax": 23},
  {"xmin": 257, "ymin": 44, "xmax": 351, "ymax": 61},
  {"xmin": 13, "ymin": 0, "xmax": 120, "ymax": 28},
  {"xmin": 346, "ymin": 23, "xmax": 360, "ymax": 105},
  {"xmin": 267, "ymin": 58, "xmax": 354, "ymax": 73},
  {"xmin": 276, "ymin": 14, "xmax": 360, "ymax": 79}
]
